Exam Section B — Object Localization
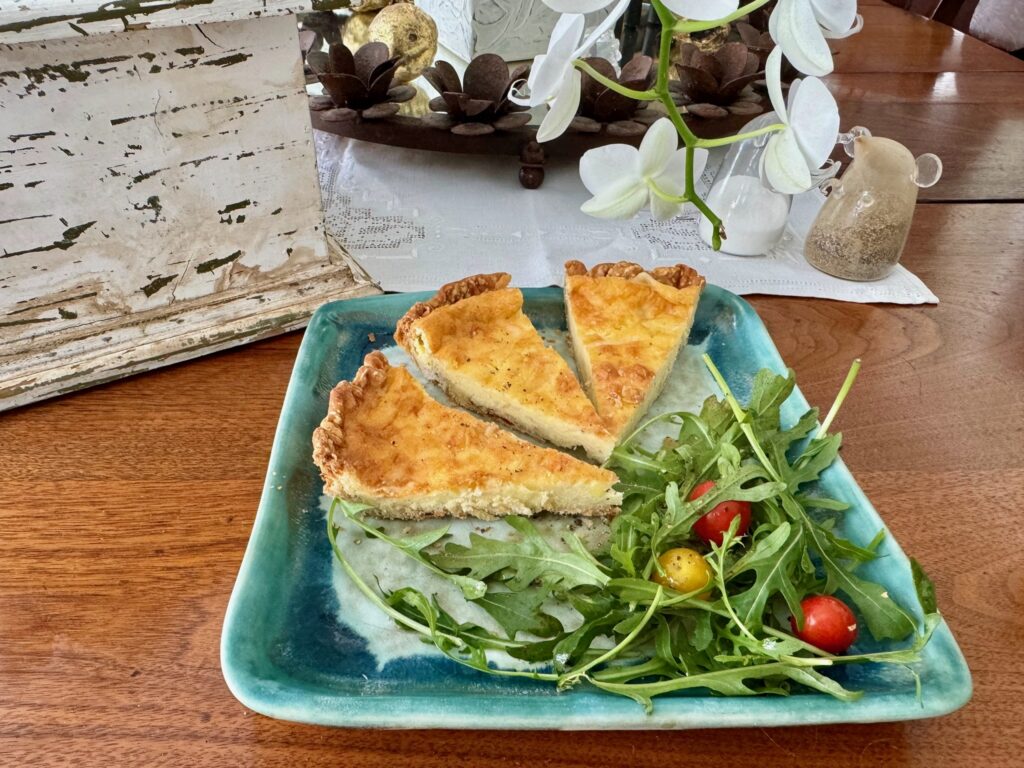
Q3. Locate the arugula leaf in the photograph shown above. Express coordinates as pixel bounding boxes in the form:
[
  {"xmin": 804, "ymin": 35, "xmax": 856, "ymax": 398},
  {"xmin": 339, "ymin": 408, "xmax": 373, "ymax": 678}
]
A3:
[
  {"xmin": 432, "ymin": 516, "xmax": 609, "ymax": 591},
  {"xmin": 911, "ymin": 558, "xmax": 938, "ymax": 614},
  {"xmin": 472, "ymin": 589, "xmax": 563, "ymax": 640},
  {"xmin": 727, "ymin": 522, "xmax": 806, "ymax": 631},
  {"xmin": 337, "ymin": 500, "xmax": 486, "ymax": 599}
]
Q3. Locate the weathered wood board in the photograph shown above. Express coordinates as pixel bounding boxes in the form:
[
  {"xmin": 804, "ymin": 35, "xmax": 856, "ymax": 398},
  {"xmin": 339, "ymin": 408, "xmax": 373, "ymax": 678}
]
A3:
[
  {"xmin": 0, "ymin": 10, "xmax": 378, "ymax": 412},
  {"xmin": 0, "ymin": 1, "xmax": 347, "ymax": 45}
]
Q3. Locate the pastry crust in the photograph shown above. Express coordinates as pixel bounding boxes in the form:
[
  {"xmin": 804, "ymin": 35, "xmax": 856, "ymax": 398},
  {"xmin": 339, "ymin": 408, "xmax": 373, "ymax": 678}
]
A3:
[
  {"xmin": 394, "ymin": 272, "xmax": 511, "ymax": 348},
  {"xmin": 312, "ymin": 352, "xmax": 621, "ymax": 520},
  {"xmin": 564, "ymin": 260, "xmax": 705, "ymax": 440},
  {"xmin": 395, "ymin": 274, "xmax": 615, "ymax": 462},
  {"xmin": 564, "ymin": 260, "xmax": 705, "ymax": 290}
]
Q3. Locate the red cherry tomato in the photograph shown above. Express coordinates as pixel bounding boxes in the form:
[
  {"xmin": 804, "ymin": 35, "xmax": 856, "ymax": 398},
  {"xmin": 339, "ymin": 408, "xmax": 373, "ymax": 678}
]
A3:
[
  {"xmin": 790, "ymin": 595, "xmax": 858, "ymax": 654},
  {"xmin": 688, "ymin": 480, "xmax": 752, "ymax": 546}
]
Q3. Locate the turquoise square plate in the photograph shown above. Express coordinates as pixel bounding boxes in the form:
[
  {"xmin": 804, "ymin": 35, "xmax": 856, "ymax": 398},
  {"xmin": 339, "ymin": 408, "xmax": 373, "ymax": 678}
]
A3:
[{"xmin": 221, "ymin": 286, "xmax": 971, "ymax": 729}]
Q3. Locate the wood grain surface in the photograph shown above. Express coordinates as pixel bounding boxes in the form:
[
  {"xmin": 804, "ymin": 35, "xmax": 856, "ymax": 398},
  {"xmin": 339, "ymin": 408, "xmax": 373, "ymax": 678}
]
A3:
[{"xmin": 2, "ymin": 6, "xmax": 1023, "ymax": 768}]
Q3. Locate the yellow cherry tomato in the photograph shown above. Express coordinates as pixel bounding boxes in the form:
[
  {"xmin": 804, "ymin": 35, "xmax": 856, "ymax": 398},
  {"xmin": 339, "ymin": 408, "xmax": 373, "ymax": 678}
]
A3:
[{"xmin": 652, "ymin": 547, "xmax": 713, "ymax": 599}]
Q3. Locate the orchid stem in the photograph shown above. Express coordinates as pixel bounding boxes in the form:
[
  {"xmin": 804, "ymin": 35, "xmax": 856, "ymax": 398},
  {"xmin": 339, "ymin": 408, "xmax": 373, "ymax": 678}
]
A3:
[
  {"xmin": 650, "ymin": 0, "xmax": 725, "ymax": 249},
  {"xmin": 674, "ymin": 0, "xmax": 776, "ymax": 35},
  {"xmin": 696, "ymin": 123, "xmax": 786, "ymax": 148},
  {"xmin": 572, "ymin": 59, "xmax": 658, "ymax": 101}
]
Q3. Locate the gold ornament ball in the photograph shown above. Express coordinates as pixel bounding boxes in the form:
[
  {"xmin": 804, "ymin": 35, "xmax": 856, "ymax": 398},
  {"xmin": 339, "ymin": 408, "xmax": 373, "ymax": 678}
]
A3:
[
  {"xmin": 341, "ymin": 11, "xmax": 374, "ymax": 51},
  {"xmin": 367, "ymin": 3, "xmax": 438, "ymax": 84}
]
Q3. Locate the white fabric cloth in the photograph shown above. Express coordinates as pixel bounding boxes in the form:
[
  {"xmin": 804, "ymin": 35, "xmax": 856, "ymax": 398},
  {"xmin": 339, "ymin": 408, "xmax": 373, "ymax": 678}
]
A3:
[{"xmin": 316, "ymin": 130, "xmax": 937, "ymax": 303}]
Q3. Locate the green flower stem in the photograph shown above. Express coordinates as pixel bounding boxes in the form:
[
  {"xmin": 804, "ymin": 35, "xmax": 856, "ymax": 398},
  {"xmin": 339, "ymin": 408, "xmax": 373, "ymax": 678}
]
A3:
[
  {"xmin": 649, "ymin": 0, "xmax": 725, "ymax": 248},
  {"xmin": 572, "ymin": 59, "xmax": 658, "ymax": 101},
  {"xmin": 674, "ymin": 0, "xmax": 776, "ymax": 35},
  {"xmin": 696, "ymin": 123, "xmax": 786, "ymax": 148}
]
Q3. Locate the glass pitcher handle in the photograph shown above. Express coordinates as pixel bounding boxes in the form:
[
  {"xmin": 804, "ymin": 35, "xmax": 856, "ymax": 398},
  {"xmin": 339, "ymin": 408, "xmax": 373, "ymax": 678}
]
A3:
[{"xmin": 837, "ymin": 126, "xmax": 871, "ymax": 158}]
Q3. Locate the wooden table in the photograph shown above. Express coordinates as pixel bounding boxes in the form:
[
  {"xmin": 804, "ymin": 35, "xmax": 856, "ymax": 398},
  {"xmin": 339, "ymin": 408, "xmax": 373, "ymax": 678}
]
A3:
[{"xmin": 2, "ymin": 6, "xmax": 1022, "ymax": 766}]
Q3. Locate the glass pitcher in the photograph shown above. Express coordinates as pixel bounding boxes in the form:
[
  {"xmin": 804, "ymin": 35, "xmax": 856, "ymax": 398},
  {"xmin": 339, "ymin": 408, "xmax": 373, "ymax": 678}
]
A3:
[{"xmin": 804, "ymin": 129, "xmax": 942, "ymax": 281}]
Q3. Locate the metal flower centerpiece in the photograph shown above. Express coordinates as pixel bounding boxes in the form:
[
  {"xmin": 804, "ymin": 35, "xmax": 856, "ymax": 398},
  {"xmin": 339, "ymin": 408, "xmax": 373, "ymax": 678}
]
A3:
[
  {"xmin": 308, "ymin": 41, "xmax": 416, "ymax": 122},
  {"xmin": 421, "ymin": 54, "xmax": 532, "ymax": 136}
]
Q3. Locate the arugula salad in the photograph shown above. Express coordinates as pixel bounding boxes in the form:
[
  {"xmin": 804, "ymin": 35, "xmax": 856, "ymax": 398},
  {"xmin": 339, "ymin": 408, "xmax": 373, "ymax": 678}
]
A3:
[{"xmin": 327, "ymin": 356, "xmax": 939, "ymax": 712}]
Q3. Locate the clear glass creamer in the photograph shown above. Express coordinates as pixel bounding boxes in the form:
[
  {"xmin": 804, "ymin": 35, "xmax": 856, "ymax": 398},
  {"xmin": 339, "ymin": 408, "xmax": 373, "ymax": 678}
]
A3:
[
  {"xmin": 804, "ymin": 129, "xmax": 942, "ymax": 281},
  {"xmin": 698, "ymin": 113, "xmax": 793, "ymax": 256}
]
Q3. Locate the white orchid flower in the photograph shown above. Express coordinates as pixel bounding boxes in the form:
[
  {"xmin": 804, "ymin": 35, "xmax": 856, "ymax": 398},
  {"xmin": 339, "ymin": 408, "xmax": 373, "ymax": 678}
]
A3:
[
  {"xmin": 761, "ymin": 47, "xmax": 840, "ymax": 194},
  {"xmin": 514, "ymin": 0, "xmax": 635, "ymax": 142},
  {"xmin": 579, "ymin": 118, "xmax": 709, "ymax": 220},
  {"xmin": 769, "ymin": 0, "xmax": 862, "ymax": 76},
  {"xmin": 510, "ymin": 14, "xmax": 585, "ymax": 142}
]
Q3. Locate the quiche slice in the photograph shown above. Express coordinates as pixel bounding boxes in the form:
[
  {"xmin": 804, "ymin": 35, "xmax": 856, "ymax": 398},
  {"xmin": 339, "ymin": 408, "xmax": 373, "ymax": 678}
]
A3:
[
  {"xmin": 394, "ymin": 273, "xmax": 615, "ymax": 462},
  {"xmin": 564, "ymin": 260, "xmax": 705, "ymax": 442},
  {"xmin": 312, "ymin": 351, "xmax": 622, "ymax": 520}
]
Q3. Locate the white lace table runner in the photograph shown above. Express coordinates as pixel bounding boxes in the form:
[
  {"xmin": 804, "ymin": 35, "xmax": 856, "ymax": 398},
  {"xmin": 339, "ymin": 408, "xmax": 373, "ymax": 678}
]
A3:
[{"xmin": 316, "ymin": 130, "xmax": 937, "ymax": 304}]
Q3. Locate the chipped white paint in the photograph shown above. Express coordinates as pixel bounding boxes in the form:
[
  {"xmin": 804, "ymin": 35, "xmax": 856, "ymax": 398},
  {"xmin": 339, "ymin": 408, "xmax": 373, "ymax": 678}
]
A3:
[
  {"xmin": 0, "ymin": 1, "xmax": 346, "ymax": 45},
  {"xmin": 0, "ymin": 11, "xmax": 378, "ymax": 411}
]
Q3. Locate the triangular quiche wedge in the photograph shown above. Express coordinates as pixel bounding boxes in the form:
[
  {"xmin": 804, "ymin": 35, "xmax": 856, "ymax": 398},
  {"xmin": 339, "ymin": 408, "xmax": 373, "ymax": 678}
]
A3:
[
  {"xmin": 312, "ymin": 351, "xmax": 621, "ymax": 520},
  {"xmin": 394, "ymin": 273, "xmax": 616, "ymax": 462},
  {"xmin": 564, "ymin": 260, "xmax": 705, "ymax": 442}
]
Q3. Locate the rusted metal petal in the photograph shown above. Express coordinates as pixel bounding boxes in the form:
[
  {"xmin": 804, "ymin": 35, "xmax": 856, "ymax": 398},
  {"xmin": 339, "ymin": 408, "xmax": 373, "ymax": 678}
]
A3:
[
  {"xmin": 450, "ymin": 122, "xmax": 495, "ymax": 136},
  {"xmin": 569, "ymin": 115, "xmax": 602, "ymax": 133},
  {"xmin": 734, "ymin": 21, "xmax": 761, "ymax": 46},
  {"xmin": 361, "ymin": 102, "xmax": 401, "ymax": 119},
  {"xmin": 387, "ymin": 85, "xmax": 417, "ymax": 103},
  {"xmin": 464, "ymin": 53, "xmax": 511, "ymax": 103},
  {"xmin": 493, "ymin": 112, "xmax": 532, "ymax": 130},
  {"xmin": 367, "ymin": 61, "xmax": 399, "ymax": 101},
  {"xmin": 321, "ymin": 107, "xmax": 358, "ymax": 123},
  {"xmin": 368, "ymin": 56, "xmax": 400, "ymax": 88},
  {"xmin": 420, "ymin": 112, "xmax": 455, "ymax": 129},
  {"xmin": 432, "ymin": 60, "xmax": 463, "ymax": 93},
  {"xmin": 727, "ymin": 100, "xmax": 765, "ymax": 115},
  {"xmin": 632, "ymin": 108, "xmax": 661, "ymax": 126},
  {"xmin": 673, "ymin": 66, "xmax": 719, "ymax": 103},
  {"xmin": 421, "ymin": 66, "xmax": 450, "ymax": 97},
  {"xmin": 686, "ymin": 103, "xmax": 730, "ymax": 119},
  {"xmin": 308, "ymin": 94, "xmax": 335, "ymax": 111},
  {"xmin": 718, "ymin": 71, "xmax": 763, "ymax": 101},
  {"xmin": 318, "ymin": 72, "xmax": 367, "ymax": 107},
  {"xmin": 579, "ymin": 56, "xmax": 616, "ymax": 112},
  {"xmin": 354, "ymin": 41, "xmax": 391, "ymax": 82},
  {"xmin": 456, "ymin": 94, "xmax": 493, "ymax": 118},
  {"xmin": 716, "ymin": 43, "xmax": 750, "ymax": 84},
  {"xmin": 330, "ymin": 43, "xmax": 355, "ymax": 76},
  {"xmin": 441, "ymin": 91, "xmax": 463, "ymax": 115},
  {"xmin": 619, "ymin": 54, "xmax": 654, "ymax": 86},
  {"xmin": 606, "ymin": 120, "xmax": 647, "ymax": 137},
  {"xmin": 592, "ymin": 88, "xmax": 639, "ymax": 123},
  {"xmin": 306, "ymin": 50, "xmax": 330, "ymax": 76},
  {"xmin": 676, "ymin": 42, "xmax": 700, "ymax": 69}
]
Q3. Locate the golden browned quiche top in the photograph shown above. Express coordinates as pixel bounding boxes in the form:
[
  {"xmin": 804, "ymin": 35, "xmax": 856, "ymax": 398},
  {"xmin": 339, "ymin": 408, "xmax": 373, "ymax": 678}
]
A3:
[
  {"xmin": 312, "ymin": 352, "xmax": 620, "ymax": 519},
  {"xmin": 564, "ymin": 260, "xmax": 705, "ymax": 438},
  {"xmin": 394, "ymin": 274, "xmax": 614, "ymax": 461}
]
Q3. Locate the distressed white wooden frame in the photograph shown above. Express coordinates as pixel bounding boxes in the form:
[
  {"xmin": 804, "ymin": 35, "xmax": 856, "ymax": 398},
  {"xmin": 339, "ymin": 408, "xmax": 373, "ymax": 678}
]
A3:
[{"xmin": 1, "ymin": 2, "xmax": 378, "ymax": 412}]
